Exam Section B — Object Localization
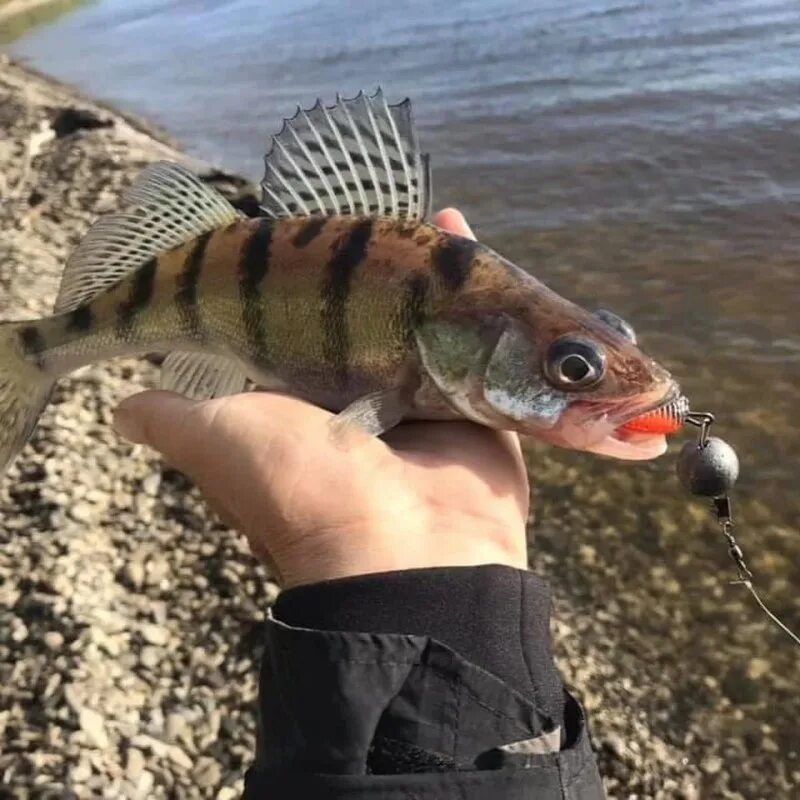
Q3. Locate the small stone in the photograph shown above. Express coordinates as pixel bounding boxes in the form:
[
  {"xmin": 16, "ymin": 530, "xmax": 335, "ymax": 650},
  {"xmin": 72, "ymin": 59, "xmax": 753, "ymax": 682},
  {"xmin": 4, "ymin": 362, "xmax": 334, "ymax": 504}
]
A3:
[
  {"xmin": 11, "ymin": 619, "xmax": 28, "ymax": 642},
  {"xmin": 126, "ymin": 747, "xmax": 146, "ymax": 782},
  {"xmin": 165, "ymin": 712, "xmax": 188, "ymax": 743},
  {"xmin": 145, "ymin": 555, "xmax": 170, "ymax": 586},
  {"xmin": 123, "ymin": 560, "xmax": 145, "ymax": 589},
  {"xmin": 192, "ymin": 756, "xmax": 221, "ymax": 788},
  {"xmin": 79, "ymin": 707, "xmax": 110, "ymax": 749},
  {"xmin": 700, "ymin": 754, "xmax": 723, "ymax": 775},
  {"xmin": 167, "ymin": 744, "xmax": 193, "ymax": 771},
  {"xmin": 69, "ymin": 501, "xmax": 96, "ymax": 524},
  {"xmin": 140, "ymin": 623, "xmax": 169, "ymax": 646},
  {"xmin": 43, "ymin": 631, "xmax": 65, "ymax": 650},
  {"xmin": 71, "ymin": 758, "xmax": 92, "ymax": 783},
  {"xmin": 746, "ymin": 657, "xmax": 770, "ymax": 680},
  {"xmin": 139, "ymin": 647, "xmax": 161, "ymax": 669},
  {"xmin": 142, "ymin": 473, "xmax": 161, "ymax": 497}
]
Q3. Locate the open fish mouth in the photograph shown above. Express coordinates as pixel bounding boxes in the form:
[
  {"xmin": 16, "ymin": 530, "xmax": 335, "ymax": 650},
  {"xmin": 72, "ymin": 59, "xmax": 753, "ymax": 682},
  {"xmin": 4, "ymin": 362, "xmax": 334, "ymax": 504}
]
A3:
[
  {"xmin": 578, "ymin": 386, "xmax": 689, "ymax": 461},
  {"xmin": 617, "ymin": 392, "xmax": 690, "ymax": 435}
]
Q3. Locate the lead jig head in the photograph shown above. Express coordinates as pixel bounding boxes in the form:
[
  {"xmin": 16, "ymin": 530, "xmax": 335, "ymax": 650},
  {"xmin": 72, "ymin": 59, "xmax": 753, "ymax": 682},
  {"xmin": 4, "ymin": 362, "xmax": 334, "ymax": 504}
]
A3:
[{"xmin": 677, "ymin": 436, "xmax": 740, "ymax": 497}]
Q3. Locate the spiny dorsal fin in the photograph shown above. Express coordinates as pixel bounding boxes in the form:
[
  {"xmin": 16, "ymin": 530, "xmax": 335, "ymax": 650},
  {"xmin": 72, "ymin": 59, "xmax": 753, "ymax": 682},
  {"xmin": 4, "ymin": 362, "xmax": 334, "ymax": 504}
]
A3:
[
  {"xmin": 55, "ymin": 162, "xmax": 240, "ymax": 313},
  {"xmin": 160, "ymin": 351, "xmax": 249, "ymax": 400},
  {"xmin": 259, "ymin": 89, "xmax": 432, "ymax": 221}
]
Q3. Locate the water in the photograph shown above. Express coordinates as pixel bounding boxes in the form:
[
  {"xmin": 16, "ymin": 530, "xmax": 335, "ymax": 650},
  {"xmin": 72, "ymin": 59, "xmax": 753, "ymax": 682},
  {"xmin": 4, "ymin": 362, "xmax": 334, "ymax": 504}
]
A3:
[{"xmin": 5, "ymin": 0, "xmax": 800, "ymax": 782}]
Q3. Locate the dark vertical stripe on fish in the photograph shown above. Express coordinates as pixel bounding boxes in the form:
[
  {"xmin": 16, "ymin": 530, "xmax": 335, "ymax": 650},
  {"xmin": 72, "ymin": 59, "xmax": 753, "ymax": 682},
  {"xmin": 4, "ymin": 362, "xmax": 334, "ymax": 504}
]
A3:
[
  {"xmin": 176, "ymin": 231, "xmax": 212, "ymax": 339},
  {"xmin": 238, "ymin": 219, "xmax": 273, "ymax": 356},
  {"xmin": 66, "ymin": 305, "xmax": 94, "ymax": 333},
  {"xmin": 431, "ymin": 236, "xmax": 478, "ymax": 292},
  {"xmin": 292, "ymin": 216, "xmax": 328, "ymax": 248},
  {"xmin": 116, "ymin": 257, "xmax": 157, "ymax": 339},
  {"xmin": 18, "ymin": 326, "xmax": 46, "ymax": 370},
  {"xmin": 402, "ymin": 273, "xmax": 429, "ymax": 344},
  {"xmin": 322, "ymin": 219, "xmax": 373, "ymax": 384}
]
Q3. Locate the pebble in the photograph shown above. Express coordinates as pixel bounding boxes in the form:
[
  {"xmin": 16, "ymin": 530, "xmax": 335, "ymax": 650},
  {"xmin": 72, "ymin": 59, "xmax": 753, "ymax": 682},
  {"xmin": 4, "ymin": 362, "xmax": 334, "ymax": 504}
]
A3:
[
  {"xmin": 141, "ymin": 623, "xmax": 170, "ymax": 646},
  {"xmin": 123, "ymin": 560, "xmax": 146, "ymax": 588},
  {"xmin": 69, "ymin": 501, "xmax": 96, "ymax": 524},
  {"xmin": 192, "ymin": 756, "xmax": 222, "ymax": 788},
  {"xmin": 43, "ymin": 631, "xmax": 65, "ymax": 650},
  {"xmin": 701, "ymin": 754, "xmax": 724, "ymax": 775},
  {"xmin": 126, "ymin": 747, "xmax": 146, "ymax": 782},
  {"xmin": 79, "ymin": 707, "xmax": 110, "ymax": 749},
  {"xmin": 139, "ymin": 646, "xmax": 161, "ymax": 670}
]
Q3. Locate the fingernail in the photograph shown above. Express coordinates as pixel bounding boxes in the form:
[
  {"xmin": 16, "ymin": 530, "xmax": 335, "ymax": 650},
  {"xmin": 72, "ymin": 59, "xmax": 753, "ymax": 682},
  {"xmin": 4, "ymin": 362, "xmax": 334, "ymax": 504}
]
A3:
[{"xmin": 113, "ymin": 406, "xmax": 144, "ymax": 443}]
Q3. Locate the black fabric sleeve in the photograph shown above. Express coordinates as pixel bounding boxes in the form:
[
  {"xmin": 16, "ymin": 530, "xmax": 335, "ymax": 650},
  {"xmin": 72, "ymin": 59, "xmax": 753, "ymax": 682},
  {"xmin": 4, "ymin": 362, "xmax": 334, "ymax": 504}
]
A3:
[
  {"xmin": 244, "ymin": 565, "xmax": 605, "ymax": 800},
  {"xmin": 272, "ymin": 564, "xmax": 565, "ymax": 728}
]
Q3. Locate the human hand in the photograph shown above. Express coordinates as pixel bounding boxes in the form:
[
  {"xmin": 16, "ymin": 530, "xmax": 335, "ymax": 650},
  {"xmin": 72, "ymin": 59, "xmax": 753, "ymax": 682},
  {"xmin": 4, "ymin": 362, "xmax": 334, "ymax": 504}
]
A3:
[{"xmin": 113, "ymin": 209, "xmax": 530, "ymax": 588}]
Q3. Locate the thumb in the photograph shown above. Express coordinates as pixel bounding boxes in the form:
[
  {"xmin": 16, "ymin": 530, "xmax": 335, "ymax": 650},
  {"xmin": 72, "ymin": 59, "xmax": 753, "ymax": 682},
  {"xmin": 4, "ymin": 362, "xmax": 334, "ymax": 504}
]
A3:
[{"xmin": 113, "ymin": 390, "xmax": 203, "ymax": 471}]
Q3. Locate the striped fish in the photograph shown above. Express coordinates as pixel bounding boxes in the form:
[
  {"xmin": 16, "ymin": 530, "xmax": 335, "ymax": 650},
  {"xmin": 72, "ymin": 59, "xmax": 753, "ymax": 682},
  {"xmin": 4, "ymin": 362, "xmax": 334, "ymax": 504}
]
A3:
[{"xmin": 0, "ymin": 90, "xmax": 686, "ymax": 474}]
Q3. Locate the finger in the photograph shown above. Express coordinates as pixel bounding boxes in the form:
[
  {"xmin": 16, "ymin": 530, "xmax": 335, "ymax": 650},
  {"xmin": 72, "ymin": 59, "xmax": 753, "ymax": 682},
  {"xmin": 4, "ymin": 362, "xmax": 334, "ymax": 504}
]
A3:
[
  {"xmin": 114, "ymin": 389, "xmax": 344, "ymax": 480},
  {"xmin": 113, "ymin": 390, "xmax": 208, "ymax": 471},
  {"xmin": 433, "ymin": 207, "xmax": 476, "ymax": 240}
]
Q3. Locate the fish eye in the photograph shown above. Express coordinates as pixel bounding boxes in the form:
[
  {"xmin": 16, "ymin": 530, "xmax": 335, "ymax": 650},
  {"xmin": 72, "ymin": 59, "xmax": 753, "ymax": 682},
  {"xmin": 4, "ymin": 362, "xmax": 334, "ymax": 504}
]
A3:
[{"xmin": 544, "ymin": 336, "xmax": 606, "ymax": 390}]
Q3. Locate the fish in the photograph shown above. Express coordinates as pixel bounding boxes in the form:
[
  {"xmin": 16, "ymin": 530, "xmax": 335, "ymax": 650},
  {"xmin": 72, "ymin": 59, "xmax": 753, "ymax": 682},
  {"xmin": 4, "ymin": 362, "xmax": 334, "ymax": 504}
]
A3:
[{"xmin": 0, "ymin": 89, "xmax": 687, "ymax": 475}]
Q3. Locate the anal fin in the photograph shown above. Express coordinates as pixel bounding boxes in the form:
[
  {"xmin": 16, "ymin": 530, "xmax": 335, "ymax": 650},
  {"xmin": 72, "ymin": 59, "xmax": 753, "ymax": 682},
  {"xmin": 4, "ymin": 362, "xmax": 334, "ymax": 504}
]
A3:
[{"xmin": 161, "ymin": 351, "xmax": 248, "ymax": 401}]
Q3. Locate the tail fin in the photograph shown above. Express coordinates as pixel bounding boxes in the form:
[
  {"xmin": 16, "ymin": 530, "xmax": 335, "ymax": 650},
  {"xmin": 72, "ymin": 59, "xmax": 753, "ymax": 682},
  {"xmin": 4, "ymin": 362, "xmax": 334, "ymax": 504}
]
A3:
[{"xmin": 0, "ymin": 321, "xmax": 53, "ymax": 474}]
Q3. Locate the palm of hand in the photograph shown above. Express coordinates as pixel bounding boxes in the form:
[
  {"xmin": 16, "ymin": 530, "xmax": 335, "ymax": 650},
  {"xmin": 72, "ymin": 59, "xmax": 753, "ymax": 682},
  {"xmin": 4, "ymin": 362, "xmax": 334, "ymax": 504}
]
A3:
[{"xmin": 114, "ymin": 209, "xmax": 530, "ymax": 587}]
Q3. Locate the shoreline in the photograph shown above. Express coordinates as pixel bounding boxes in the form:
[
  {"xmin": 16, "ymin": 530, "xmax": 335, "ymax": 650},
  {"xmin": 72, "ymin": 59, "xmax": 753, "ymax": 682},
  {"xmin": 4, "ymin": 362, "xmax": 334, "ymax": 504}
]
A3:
[
  {"xmin": 0, "ymin": 55, "xmax": 789, "ymax": 799},
  {"xmin": 0, "ymin": 0, "xmax": 54, "ymax": 20}
]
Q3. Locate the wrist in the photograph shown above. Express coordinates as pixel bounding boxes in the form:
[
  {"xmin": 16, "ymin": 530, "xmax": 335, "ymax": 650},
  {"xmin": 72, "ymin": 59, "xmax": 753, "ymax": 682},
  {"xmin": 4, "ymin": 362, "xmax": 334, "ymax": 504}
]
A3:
[{"xmin": 273, "ymin": 513, "xmax": 528, "ymax": 589}]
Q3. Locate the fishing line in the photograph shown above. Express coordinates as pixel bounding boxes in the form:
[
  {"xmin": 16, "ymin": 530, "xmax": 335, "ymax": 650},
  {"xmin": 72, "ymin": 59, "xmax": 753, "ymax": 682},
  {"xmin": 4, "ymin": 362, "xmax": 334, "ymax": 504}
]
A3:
[{"xmin": 678, "ymin": 411, "xmax": 800, "ymax": 650}]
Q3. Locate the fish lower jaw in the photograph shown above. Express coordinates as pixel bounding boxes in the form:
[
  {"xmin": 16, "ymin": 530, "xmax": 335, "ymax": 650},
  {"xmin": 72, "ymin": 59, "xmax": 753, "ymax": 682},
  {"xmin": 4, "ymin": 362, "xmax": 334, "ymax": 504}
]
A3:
[{"xmin": 583, "ymin": 430, "xmax": 668, "ymax": 461}]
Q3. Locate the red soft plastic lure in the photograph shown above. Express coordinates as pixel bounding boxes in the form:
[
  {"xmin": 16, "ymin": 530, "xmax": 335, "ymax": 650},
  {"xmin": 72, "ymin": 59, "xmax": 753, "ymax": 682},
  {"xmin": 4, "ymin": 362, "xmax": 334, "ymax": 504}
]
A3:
[{"xmin": 619, "ymin": 395, "xmax": 690, "ymax": 435}]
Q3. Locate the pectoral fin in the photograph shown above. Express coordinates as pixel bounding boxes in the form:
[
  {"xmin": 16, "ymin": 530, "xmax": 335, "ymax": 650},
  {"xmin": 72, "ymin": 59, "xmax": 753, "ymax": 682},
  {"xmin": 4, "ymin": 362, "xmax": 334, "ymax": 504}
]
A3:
[{"xmin": 330, "ymin": 387, "xmax": 412, "ymax": 439}]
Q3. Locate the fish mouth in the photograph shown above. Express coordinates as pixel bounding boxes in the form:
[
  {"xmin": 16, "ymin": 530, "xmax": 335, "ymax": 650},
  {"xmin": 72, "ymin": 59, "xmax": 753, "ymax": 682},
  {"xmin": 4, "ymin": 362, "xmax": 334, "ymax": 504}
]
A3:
[{"xmin": 576, "ymin": 383, "xmax": 687, "ymax": 461}]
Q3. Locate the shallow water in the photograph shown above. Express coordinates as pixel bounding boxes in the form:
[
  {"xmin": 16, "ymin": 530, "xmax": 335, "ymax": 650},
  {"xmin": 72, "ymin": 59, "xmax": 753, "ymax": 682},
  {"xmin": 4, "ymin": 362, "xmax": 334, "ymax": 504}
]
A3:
[{"xmin": 5, "ymin": 0, "xmax": 800, "ymax": 780}]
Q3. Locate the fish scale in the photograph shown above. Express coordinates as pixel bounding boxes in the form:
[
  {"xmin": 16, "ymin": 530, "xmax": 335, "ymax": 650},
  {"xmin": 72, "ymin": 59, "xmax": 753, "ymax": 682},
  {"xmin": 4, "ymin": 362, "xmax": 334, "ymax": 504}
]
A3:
[{"xmin": 0, "ymin": 90, "xmax": 684, "ymax": 475}]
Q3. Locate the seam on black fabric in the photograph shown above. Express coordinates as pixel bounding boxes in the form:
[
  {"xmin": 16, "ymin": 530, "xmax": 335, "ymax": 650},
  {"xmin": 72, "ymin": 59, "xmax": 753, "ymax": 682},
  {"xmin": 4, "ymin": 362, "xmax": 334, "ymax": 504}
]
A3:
[
  {"xmin": 518, "ymin": 569, "xmax": 540, "ymax": 707},
  {"xmin": 269, "ymin": 625, "xmax": 302, "ymax": 765},
  {"xmin": 321, "ymin": 656, "xmax": 532, "ymax": 734},
  {"xmin": 453, "ymin": 672, "xmax": 462, "ymax": 762},
  {"xmin": 426, "ymin": 664, "xmax": 533, "ymax": 736},
  {"xmin": 329, "ymin": 659, "xmax": 422, "ymax": 666},
  {"xmin": 259, "ymin": 772, "xmax": 558, "ymax": 797}
]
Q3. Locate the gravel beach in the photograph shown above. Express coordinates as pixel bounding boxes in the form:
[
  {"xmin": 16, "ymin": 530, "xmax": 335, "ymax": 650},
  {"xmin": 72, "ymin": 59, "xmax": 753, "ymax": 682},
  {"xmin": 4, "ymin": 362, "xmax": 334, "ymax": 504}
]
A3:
[{"xmin": 0, "ymin": 56, "xmax": 795, "ymax": 799}]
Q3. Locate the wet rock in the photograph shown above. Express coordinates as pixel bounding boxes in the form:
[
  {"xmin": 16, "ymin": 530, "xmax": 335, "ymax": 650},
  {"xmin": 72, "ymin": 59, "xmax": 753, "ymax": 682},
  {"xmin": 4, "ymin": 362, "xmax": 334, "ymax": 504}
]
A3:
[
  {"xmin": 721, "ymin": 665, "xmax": 760, "ymax": 705},
  {"xmin": 51, "ymin": 106, "xmax": 113, "ymax": 138}
]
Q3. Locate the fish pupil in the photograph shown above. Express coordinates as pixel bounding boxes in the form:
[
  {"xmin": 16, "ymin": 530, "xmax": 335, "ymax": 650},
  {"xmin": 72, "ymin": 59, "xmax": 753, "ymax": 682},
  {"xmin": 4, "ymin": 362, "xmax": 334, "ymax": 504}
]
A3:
[{"xmin": 560, "ymin": 354, "xmax": 591, "ymax": 382}]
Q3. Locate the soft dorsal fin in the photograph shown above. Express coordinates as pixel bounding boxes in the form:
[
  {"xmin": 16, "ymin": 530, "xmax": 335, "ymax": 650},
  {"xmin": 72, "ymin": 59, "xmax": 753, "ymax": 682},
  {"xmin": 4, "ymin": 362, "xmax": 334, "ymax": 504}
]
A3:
[
  {"xmin": 160, "ymin": 351, "xmax": 249, "ymax": 400},
  {"xmin": 55, "ymin": 162, "xmax": 240, "ymax": 313},
  {"xmin": 259, "ymin": 89, "xmax": 432, "ymax": 221}
]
